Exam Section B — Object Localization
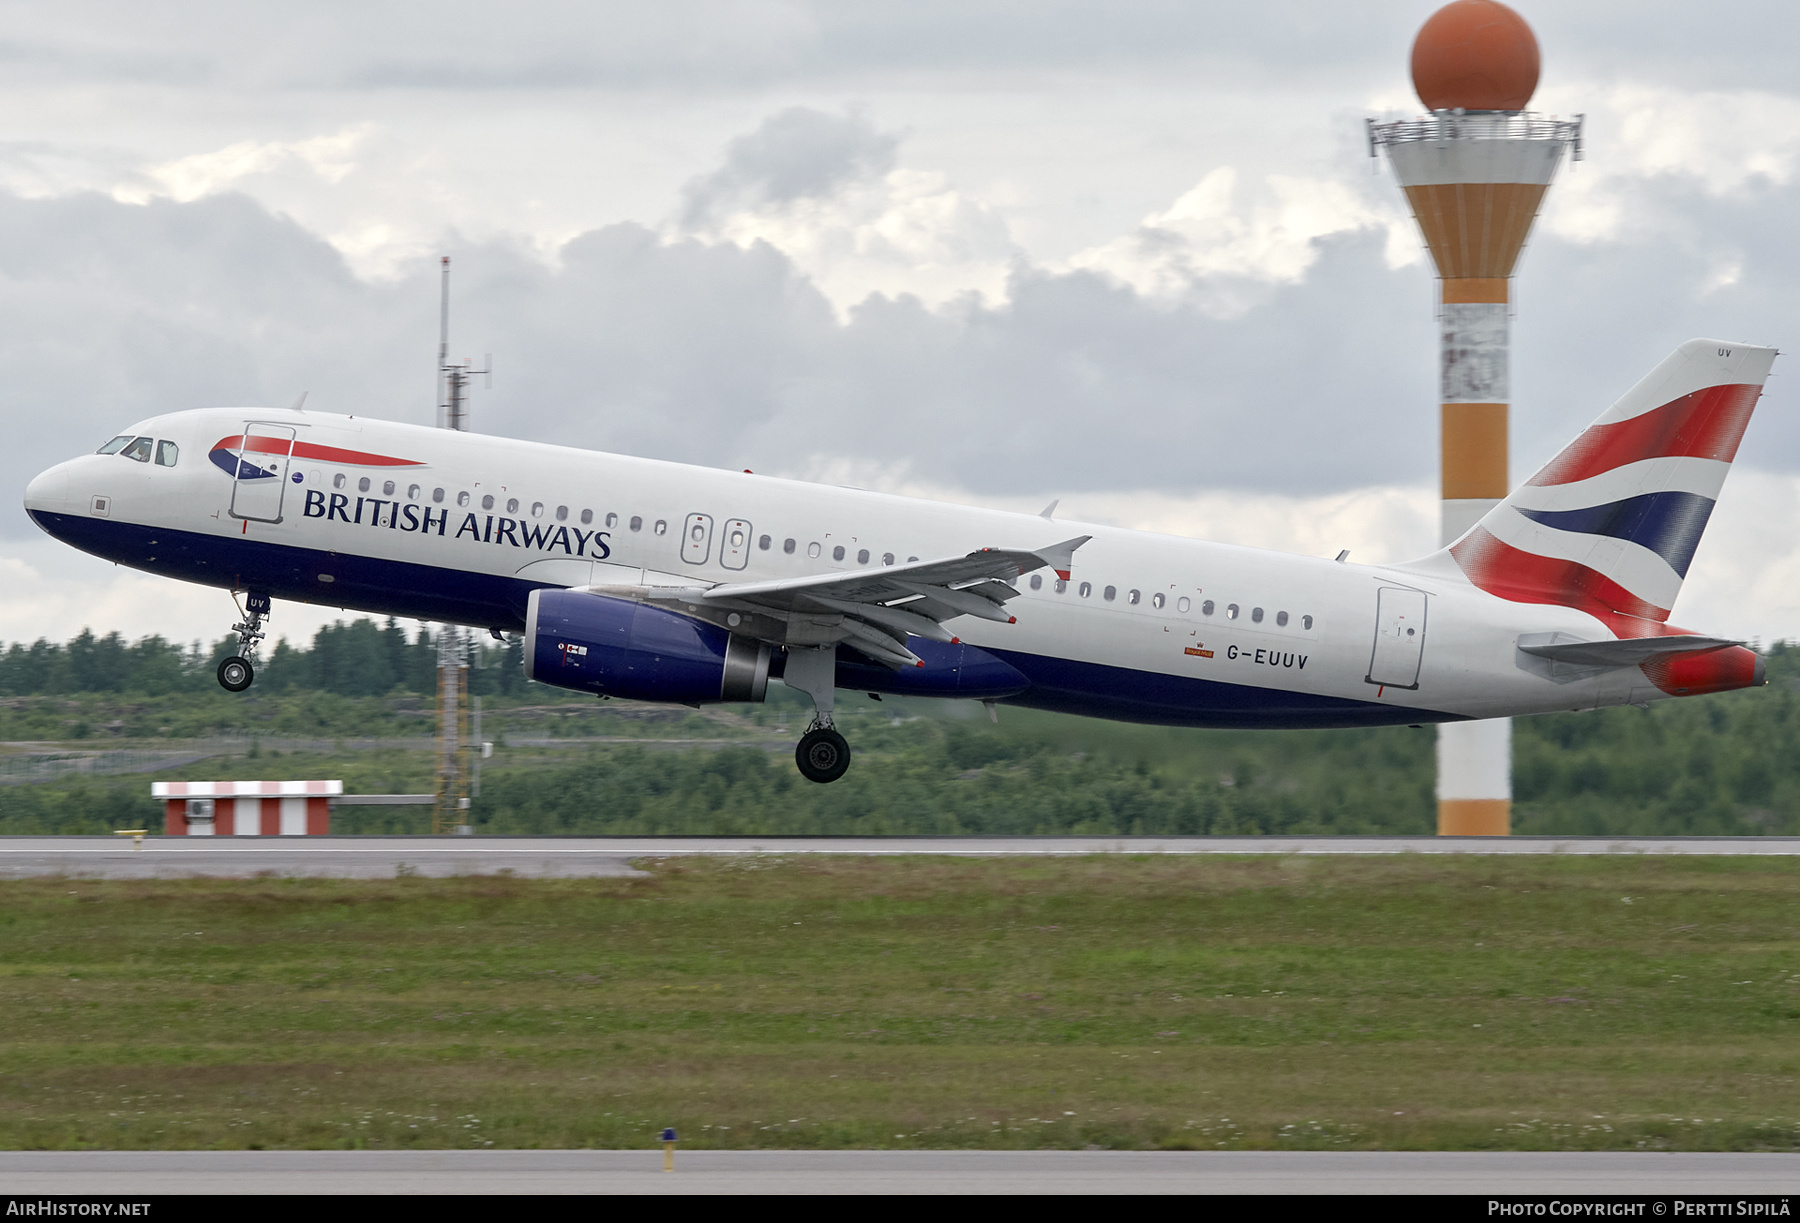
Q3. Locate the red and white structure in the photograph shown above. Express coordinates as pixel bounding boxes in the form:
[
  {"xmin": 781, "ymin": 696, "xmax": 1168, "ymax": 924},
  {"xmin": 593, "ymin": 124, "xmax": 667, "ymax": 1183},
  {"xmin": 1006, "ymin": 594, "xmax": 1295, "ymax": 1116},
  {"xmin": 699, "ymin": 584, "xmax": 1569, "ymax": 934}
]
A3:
[{"xmin": 153, "ymin": 779, "xmax": 340, "ymax": 836}]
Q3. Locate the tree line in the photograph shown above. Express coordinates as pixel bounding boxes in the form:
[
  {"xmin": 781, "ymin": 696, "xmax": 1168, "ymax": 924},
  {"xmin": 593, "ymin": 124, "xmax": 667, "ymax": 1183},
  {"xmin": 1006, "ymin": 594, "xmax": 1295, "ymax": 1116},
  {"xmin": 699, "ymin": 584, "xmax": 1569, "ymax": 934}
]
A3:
[{"xmin": 0, "ymin": 620, "xmax": 530, "ymax": 699}]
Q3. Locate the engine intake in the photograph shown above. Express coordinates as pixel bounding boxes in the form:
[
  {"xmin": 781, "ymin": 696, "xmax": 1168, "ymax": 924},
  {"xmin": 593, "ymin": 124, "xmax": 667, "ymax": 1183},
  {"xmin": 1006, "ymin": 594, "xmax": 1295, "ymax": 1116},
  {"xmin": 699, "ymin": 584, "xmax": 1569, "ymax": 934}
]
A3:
[{"xmin": 525, "ymin": 589, "xmax": 769, "ymax": 704}]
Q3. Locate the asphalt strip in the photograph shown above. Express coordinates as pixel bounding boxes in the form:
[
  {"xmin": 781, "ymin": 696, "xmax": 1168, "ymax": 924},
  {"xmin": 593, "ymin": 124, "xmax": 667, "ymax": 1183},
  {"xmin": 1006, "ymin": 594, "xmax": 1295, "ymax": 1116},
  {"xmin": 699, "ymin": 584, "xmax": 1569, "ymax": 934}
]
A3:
[{"xmin": 2, "ymin": 1149, "xmax": 1796, "ymax": 1195}]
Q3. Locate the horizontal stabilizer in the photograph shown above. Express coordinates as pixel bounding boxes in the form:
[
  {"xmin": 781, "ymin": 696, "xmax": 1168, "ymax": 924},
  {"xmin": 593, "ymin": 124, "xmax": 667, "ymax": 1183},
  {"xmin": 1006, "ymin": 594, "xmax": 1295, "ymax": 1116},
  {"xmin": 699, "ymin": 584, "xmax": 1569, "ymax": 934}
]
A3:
[{"xmin": 1517, "ymin": 632, "xmax": 1743, "ymax": 668}]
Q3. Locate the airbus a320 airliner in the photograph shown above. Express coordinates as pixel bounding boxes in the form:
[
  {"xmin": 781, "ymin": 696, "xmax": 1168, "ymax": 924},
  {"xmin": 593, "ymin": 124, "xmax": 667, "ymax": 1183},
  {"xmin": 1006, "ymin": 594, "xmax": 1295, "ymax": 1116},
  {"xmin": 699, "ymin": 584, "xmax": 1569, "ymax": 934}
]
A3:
[{"xmin": 22, "ymin": 339, "xmax": 1775, "ymax": 782}]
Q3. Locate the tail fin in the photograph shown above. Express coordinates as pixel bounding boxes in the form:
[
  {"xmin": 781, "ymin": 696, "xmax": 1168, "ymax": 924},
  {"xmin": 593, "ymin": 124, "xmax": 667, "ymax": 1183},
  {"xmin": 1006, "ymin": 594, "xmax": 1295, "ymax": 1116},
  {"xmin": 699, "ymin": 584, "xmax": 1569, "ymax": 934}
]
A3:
[{"xmin": 1438, "ymin": 339, "xmax": 1776, "ymax": 627}]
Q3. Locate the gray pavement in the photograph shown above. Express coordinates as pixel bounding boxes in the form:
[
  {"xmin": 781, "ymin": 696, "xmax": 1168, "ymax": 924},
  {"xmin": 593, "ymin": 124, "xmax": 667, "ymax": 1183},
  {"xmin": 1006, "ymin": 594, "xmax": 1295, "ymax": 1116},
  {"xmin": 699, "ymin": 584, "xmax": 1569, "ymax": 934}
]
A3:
[
  {"xmin": 1, "ymin": 1149, "xmax": 1796, "ymax": 1195},
  {"xmin": 2, "ymin": 834, "xmax": 1800, "ymax": 879}
]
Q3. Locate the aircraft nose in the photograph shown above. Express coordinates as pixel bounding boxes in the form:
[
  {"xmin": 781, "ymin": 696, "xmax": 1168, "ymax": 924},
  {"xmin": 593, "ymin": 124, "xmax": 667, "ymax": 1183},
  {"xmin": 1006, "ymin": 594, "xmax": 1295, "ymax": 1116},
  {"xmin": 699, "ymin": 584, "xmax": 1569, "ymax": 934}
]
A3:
[{"xmin": 24, "ymin": 462, "xmax": 72, "ymax": 518}]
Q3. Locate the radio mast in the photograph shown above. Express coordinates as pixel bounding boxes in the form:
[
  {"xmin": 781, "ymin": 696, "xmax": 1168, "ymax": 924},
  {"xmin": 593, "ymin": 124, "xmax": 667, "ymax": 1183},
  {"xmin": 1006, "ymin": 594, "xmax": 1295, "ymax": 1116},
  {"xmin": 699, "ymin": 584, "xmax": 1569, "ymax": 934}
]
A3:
[
  {"xmin": 437, "ymin": 256, "xmax": 490, "ymax": 432},
  {"xmin": 433, "ymin": 255, "xmax": 490, "ymax": 834}
]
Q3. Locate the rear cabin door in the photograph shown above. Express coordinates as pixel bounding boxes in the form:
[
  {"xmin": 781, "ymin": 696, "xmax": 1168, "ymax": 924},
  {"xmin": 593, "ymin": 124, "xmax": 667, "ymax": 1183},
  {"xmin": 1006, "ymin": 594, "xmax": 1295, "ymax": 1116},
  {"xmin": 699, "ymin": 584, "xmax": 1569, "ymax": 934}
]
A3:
[
  {"xmin": 227, "ymin": 423, "xmax": 296, "ymax": 523},
  {"xmin": 1366, "ymin": 586, "xmax": 1427, "ymax": 690},
  {"xmin": 681, "ymin": 513, "xmax": 713, "ymax": 565}
]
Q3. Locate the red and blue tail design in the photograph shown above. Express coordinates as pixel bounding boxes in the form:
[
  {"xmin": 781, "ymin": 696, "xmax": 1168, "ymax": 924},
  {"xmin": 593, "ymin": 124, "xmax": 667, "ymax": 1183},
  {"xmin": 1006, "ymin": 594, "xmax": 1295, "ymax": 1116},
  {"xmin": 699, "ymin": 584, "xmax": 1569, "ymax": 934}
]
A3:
[{"xmin": 1445, "ymin": 338, "xmax": 1776, "ymax": 640}]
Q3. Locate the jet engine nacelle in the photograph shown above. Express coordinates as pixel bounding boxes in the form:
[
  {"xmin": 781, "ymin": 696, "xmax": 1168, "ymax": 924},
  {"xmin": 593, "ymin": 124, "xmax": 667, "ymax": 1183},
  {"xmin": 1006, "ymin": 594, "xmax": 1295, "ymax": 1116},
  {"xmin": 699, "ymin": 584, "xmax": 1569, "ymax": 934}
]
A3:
[{"xmin": 524, "ymin": 588, "xmax": 770, "ymax": 704}]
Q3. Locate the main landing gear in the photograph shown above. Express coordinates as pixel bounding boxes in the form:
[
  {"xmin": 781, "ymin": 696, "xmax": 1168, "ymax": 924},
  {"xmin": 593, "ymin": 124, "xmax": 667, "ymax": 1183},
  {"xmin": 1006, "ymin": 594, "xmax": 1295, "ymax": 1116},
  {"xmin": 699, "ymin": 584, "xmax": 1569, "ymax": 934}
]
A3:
[
  {"xmin": 796, "ymin": 723, "xmax": 850, "ymax": 784},
  {"xmin": 784, "ymin": 645, "xmax": 851, "ymax": 784},
  {"xmin": 217, "ymin": 591, "xmax": 270, "ymax": 693}
]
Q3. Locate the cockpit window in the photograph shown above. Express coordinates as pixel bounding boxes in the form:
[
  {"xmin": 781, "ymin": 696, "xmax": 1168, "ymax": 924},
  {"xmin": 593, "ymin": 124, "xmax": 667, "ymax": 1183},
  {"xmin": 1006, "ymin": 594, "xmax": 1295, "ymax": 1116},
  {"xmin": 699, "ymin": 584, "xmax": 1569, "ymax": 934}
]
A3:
[
  {"xmin": 155, "ymin": 441, "xmax": 179, "ymax": 468},
  {"xmin": 120, "ymin": 437, "xmax": 154, "ymax": 463},
  {"xmin": 96, "ymin": 435, "xmax": 132, "ymax": 455}
]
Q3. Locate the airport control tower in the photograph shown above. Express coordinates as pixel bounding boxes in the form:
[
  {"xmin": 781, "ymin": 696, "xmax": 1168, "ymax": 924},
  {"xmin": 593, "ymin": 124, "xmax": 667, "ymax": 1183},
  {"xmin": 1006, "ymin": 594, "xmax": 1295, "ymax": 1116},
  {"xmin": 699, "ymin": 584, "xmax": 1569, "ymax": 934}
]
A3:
[{"xmin": 1368, "ymin": 1, "xmax": 1581, "ymax": 836}]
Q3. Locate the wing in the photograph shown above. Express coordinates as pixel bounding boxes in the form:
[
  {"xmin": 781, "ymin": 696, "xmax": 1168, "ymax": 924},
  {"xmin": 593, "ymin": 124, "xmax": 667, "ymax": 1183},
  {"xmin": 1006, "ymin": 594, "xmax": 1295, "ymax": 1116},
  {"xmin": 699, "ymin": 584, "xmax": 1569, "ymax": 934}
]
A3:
[{"xmin": 584, "ymin": 536, "xmax": 1091, "ymax": 670}]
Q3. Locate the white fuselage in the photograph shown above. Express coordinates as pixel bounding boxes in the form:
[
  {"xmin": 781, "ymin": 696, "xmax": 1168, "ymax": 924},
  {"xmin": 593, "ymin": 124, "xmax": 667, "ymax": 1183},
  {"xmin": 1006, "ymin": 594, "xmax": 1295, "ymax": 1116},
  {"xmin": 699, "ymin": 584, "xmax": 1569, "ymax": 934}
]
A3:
[{"xmin": 24, "ymin": 407, "xmax": 1668, "ymax": 727}]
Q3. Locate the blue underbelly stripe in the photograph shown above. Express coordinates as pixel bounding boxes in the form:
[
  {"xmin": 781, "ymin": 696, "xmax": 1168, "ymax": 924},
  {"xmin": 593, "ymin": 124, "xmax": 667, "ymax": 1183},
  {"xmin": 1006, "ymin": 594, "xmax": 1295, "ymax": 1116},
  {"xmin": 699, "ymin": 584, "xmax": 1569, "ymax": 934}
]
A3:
[{"xmin": 29, "ymin": 510, "xmax": 1454, "ymax": 729}]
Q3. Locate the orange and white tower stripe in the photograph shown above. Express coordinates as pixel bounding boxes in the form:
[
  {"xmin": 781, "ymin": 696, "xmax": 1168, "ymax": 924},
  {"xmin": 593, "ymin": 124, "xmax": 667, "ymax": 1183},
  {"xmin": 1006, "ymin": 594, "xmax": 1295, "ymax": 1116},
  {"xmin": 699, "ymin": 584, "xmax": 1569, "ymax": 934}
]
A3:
[{"xmin": 1370, "ymin": 1, "xmax": 1581, "ymax": 836}]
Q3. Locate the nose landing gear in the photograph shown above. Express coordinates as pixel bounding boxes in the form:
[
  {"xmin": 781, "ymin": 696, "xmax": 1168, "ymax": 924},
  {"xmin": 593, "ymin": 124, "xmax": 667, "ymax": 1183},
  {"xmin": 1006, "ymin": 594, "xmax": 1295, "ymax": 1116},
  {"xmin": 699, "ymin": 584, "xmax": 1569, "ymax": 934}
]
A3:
[{"xmin": 217, "ymin": 591, "xmax": 270, "ymax": 692}]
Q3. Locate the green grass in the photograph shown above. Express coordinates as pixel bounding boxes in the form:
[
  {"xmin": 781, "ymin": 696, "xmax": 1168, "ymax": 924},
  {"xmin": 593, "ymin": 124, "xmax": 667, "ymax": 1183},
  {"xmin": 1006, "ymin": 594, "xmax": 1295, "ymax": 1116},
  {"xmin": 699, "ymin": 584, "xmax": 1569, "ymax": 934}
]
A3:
[{"xmin": 3, "ymin": 855, "xmax": 1799, "ymax": 1151}]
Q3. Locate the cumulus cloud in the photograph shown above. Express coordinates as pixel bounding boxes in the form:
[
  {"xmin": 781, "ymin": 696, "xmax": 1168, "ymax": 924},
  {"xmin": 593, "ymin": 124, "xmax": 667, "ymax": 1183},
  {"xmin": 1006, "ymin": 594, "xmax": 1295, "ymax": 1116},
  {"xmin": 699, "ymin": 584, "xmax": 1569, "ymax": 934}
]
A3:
[
  {"xmin": 115, "ymin": 126, "xmax": 369, "ymax": 205},
  {"xmin": 675, "ymin": 107, "xmax": 1017, "ymax": 311},
  {"xmin": 1068, "ymin": 166, "xmax": 1413, "ymax": 314}
]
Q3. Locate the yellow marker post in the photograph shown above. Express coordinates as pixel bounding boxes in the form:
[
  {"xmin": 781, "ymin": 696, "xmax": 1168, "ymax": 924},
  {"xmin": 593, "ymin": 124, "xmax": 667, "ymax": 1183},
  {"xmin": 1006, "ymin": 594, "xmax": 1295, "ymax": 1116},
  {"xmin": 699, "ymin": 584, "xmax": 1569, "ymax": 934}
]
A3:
[
  {"xmin": 114, "ymin": 829, "xmax": 147, "ymax": 852},
  {"xmin": 661, "ymin": 1127, "xmax": 678, "ymax": 1172}
]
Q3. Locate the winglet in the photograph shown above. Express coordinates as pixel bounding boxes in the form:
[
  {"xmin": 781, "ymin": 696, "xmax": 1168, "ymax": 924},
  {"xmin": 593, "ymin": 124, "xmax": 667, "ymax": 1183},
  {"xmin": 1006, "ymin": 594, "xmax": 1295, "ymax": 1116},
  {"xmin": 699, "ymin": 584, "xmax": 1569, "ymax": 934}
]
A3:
[
  {"xmin": 1039, "ymin": 499, "xmax": 1058, "ymax": 521},
  {"xmin": 1033, "ymin": 535, "xmax": 1091, "ymax": 582}
]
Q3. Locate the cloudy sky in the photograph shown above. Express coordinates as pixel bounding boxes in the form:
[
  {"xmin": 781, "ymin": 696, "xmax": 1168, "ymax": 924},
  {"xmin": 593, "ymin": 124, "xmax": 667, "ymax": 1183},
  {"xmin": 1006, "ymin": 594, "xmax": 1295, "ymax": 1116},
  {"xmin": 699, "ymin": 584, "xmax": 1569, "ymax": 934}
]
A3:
[{"xmin": 1, "ymin": 0, "xmax": 1796, "ymax": 649}]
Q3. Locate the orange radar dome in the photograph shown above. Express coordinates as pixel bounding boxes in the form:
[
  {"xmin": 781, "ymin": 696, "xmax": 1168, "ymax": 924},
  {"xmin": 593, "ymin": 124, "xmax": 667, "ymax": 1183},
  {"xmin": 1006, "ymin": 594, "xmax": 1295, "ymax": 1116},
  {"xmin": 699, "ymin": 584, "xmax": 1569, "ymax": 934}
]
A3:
[{"xmin": 1411, "ymin": 0, "xmax": 1540, "ymax": 112}]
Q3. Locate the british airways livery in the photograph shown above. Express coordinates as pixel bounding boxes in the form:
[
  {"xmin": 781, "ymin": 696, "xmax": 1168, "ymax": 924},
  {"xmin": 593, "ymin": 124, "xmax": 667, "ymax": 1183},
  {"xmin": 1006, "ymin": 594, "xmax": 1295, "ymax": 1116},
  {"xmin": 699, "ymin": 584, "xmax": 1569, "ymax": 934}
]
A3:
[{"xmin": 22, "ymin": 339, "xmax": 1775, "ymax": 782}]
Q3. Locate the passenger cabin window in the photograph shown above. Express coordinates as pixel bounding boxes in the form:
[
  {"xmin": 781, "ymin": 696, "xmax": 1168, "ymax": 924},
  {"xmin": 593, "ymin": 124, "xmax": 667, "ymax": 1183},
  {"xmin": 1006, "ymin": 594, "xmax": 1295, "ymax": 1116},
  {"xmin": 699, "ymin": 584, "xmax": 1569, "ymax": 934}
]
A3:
[
  {"xmin": 832, "ymin": 545, "xmax": 845, "ymax": 561},
  {"xmin": 1152, "ymin": 592, "xmax": 1165, "ymax": 609},
  {"xmin": 1030, "ymin": 574, "xmax": 1042, "ymax": 590},
  {"xmin": 531, "ymin": 502, "xmax": 544, "ymax": 518},
  {"xmin": 857, "ymin": 549, "xmax": 869, "ymax": 564},
  {"xmin": 1276, "ymin": 611, "xmax": 1289, "ymax": 627},
  {"xmin": 759, "ymin": 535, "xmax": 772, "ymax": 550},
  {"xmin": 883, "ymin": 553, "xmax": 894, "ymax": 566},
  {"xmin": 1079, "ymin": 582, "xmax": 1092, "ymax": 598},
  {"xmin": 358, "ymin": 477, "xmax": 371, "ymax": 493},
  {"xmin": 1103, "ymin": 586, "xmax": 1115, "ymax": 601},
  {"xmin": 630, "ymin": 516, "xmax": 643, "ymax": 532},
  {"xmin": 155, "ymin": 441, "xmax": 179, "ymax": 468},
  {"xmin": 807, "ymin": 542, "xmax": 821, "ymax": 558},
  {"xmin": 407, "ymin": 484, "xmax": 420, "ymax": 500},
  {"xmin": 96, "ymin": 435, "xmax": 133, "ymax": 455},
  {"xmin": 1202, "ymin": 600, "xmax": 1215, "ymax": 616},
  {"xmin": 506, "ymin": 498, "xmax": 519, "ymax": 514},
  {"xmin": 1054, "ymin": 579, "xmax": 1067, "ymax": 594},
  {"xmin": 454, "ymin": 491, "xmax": 467, "ymax": 506},
  {"xmin": 1227, "ymin": 604, "xmax": 1239, "ymax": 619},
  {"xmin": 483, "ymin": 495, "xmax": 495, "ymax": 511},
  {"xmin": 1177, "ymin": 596, "xmax": 1191, "ymax": 613},
  {"xmin": 1251, "ymin": 607, "xmax": 1264, "ymax": 623},
  {"xmin": 121, "ymin": 437, "xmax": 153, "ymax": 463},
  {"xmin": 653, "ymin": 520, "xmax": 667, "ymax": 535},
  {"xmin": 1128, "ymin": 589, "xmax": 1140, "ymax": 605},
  {"xmin": 1303, "ymin": 615, "xmax": 1314, "ymax": 630},
  {"xmin": 382, "ymin": 480, "xmax": 395, "ymax": 495},
  {"xmin": 605, "ymin": 512, "xmax": 617, "ymax": 527},
  {"xmin": 555, "ymin": 505, "xmax": 568, "ymax": 521},
  {"xmin": 783, "ymin": 538, "xmax": 796, "ymax": 554},
  {"xmin": 579, "ymin": 509, "xmax": 592, "ymax": 525}
]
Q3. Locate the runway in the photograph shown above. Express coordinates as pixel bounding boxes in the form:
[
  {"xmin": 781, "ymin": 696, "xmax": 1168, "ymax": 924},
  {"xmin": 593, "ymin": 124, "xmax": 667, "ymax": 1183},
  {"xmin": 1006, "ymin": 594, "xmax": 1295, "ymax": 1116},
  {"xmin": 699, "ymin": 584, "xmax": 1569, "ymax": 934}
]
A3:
[
  {"xmin": 2, "ymin": 1149, "xmax": 1796, "ymax": 1195},
  {"xmin": 1, "ymin": 834, "xmax": 1798, "ymax": 878}
]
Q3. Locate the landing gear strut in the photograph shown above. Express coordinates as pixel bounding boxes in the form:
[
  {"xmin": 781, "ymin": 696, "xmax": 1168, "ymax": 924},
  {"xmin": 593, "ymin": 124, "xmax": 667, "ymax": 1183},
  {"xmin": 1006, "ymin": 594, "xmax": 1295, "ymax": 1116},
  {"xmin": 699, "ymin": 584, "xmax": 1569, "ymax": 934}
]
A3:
[
  {"xmin": 784, "ymin": 645, "xmax": 850, "ymax": 783},
  {"xmin": 217, "ymin": 591, "xmax": 270, "ymax": 693}
]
